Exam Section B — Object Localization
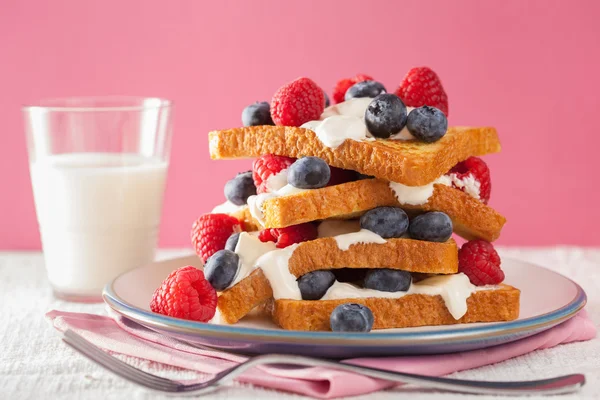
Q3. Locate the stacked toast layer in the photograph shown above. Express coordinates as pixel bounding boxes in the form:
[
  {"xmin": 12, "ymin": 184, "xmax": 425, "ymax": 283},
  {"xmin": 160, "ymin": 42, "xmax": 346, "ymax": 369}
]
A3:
[
  {"xmin": 226, "ymin": 206, "xmax": 261, "ymax": 232},
  {"xmin": 217, "ymin": 269, "xmax": 272, "ymax": 324},
  {"xmin": 209, "ymin": 126, "xmax": 500, "ymax": 186},
  {"xmin": 268, "ymin": 284, "xmax": 520, "ymax": 331},
  {"xmin": 288, "ymin": 237, "xmax": 458, "ymax": 277},
  {"xmin": 262, "ymin": 179, "xmax": 506, "ymax": 241}
]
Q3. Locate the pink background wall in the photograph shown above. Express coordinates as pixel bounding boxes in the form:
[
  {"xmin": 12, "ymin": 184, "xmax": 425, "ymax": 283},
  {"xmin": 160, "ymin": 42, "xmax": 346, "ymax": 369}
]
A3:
[{"xmin": 1, "ymin": 0, "xmax": 599, "ymax": 248}]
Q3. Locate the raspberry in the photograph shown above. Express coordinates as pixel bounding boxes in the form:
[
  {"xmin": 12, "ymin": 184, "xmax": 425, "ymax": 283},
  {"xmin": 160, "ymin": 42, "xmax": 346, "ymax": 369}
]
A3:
[
  {"xmin": 271, "ymin": 77, "xmax": 325, "ymax": 126},
  {"xmin": 327, "ymin": 166, "xmax": 357, "ymax": 186},
  {"xmin": 458, "ymin": 240, "xmax": 504, "ymax": 286},
  {"xmin": 332, "ymin": 74, "xmax": 373, "ymax": 104},
  {"xmin": 191, "ymin": 214, "xmax": 241, "ymax": 262},
  {"xmin": 252, "ymin": 154, "xmax": 296, "ymax": 194},
  {"xmin": 258, "ymin": 223, "xmax": 318, "ymax": 248},
  {"xmin": 150, "ymin": 266, "xmax": 217, "ymax": 322},
  {"xmin": 395, "ymin": 67, "xmax": 449, "ymax": 116},
  {"xmin": 448, "ymin": 157, "xmax": 491, "ymax": 204},
  {"xmin": 258, "ymin": 229, "xmax": 277, "ymax": 243}
]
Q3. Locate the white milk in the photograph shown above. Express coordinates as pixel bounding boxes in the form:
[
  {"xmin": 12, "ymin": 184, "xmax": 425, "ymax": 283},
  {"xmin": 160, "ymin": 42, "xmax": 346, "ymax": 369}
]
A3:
[{"xmin": 30, "ymin": 153, "xmax": 168, "ymax": 297}]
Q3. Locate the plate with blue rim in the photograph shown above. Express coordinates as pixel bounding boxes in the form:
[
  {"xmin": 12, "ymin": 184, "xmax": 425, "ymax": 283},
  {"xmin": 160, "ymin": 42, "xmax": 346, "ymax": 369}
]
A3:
[{"xmin": 103, "ymin": 255, "xmax": 586, "ymax": 359}]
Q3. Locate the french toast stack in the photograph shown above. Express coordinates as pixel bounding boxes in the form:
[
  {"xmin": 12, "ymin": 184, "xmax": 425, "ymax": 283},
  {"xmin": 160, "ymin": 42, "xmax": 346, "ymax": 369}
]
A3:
[{"xmin": 193, "ymin": 68, "xmax": 520, "ymax": 332}]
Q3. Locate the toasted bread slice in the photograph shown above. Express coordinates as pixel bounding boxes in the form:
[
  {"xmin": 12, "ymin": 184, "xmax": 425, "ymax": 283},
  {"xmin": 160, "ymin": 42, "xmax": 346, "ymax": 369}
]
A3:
[
  {"xmin": 269, "ymin": 284, "xmax": 520, "ymax": 331},
  {"xmin": 216, "ymin": 269, "xmax": 272, "ymax": 324},
  {"xmin": 288, "ymin": 237, "xmax": 458, "ymax": 277},
  {"xmin": 262, "ymin": 179, "xmax": 506, "ymax": 242},
  {"xmin": 226, "ymin": 206, "xmax": 261, "ymax": 232},
  {"xmin": 209, "ymin": 126, "xmax": 500, "ymax": 186}
]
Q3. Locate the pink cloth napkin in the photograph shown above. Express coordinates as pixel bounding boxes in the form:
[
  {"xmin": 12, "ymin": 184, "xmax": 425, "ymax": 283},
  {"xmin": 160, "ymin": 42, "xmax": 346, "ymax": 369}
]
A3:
[{"xmin": 46, "ymin": 310, "xmax": 596, "ymax": 398}]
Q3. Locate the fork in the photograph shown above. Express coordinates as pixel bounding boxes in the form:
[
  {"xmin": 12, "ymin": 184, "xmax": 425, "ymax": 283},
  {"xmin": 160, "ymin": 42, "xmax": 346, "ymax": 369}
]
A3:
[{"xmin": 61, "ymin": 329, "xmax": 585, "ymax": 396}]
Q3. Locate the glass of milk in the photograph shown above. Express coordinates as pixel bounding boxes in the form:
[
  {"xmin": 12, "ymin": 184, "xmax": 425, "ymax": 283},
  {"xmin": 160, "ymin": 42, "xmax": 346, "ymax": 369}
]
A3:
[{"xmin": 23, "ymin": 97, "xmax": 173, "ymax": 302}]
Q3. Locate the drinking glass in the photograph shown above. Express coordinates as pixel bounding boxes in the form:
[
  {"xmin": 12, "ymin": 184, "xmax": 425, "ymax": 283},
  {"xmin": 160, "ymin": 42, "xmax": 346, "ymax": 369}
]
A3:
[{"xmin": 23, "ymin": 97, "xmax": 173, "ymax": 302}]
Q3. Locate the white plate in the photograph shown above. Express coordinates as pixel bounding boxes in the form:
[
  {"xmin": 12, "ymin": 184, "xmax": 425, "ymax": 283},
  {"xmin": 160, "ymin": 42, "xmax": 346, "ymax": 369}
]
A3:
[{"xmin": 103, "ymin": 255, "xmax": 586, "ymax": 358}]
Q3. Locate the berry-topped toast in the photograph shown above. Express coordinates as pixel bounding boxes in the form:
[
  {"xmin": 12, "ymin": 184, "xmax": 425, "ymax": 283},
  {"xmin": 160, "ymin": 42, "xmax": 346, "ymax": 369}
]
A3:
[
  {"xmin": 209, "ymin": 125, "xmax": 500, "ymax": 187},
  {"xmin": 252, "ymin": 159, "xmax": 505, "ymax": 242},
  {"xmin": 150, "ymin": 67, "xmax": 520, "ymax": 333}
]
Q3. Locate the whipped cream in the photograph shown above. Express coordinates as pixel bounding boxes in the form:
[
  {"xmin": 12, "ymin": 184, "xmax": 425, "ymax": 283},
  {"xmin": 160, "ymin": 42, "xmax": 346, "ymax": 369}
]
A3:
[
  {"xmin": 389, "ymin": 172, "xmax": 482, "ymax": 206},
  {"xmin": 255, "ymin": 244, "xmax": 302, "ymax": 300},
  {"xmin": 301, "ymin": 98, "xmax": 416, "ymax": 149},
  {"xmin": 322, "ymin": 97, "xmax": 373, "ymax": 119},
  {"xmin": 320, "ymin": 274, "xmax": 477, "ymax": 320},
  {"xmin": 229, "ymin": 232, "xmax": 277, "ymax": 288},
  {"xmin": 317, "ymin": 220, "xmax": 361, "ymax": 238},
  {"xmin": 313, "ymin": 115, "xmax": 372, "ymax": 148},
  {"xmin": 247, "ymin": 193, "xmax": 273, "ymax": 226},
  {"xmin": 264, "ymin": 166, "xmax": 309, "ymax": 196},
  {"xmin": 410, "ymin": 274, "xmax": 476, "ymax": 319},
  {"xmin": 321, "ymin": 281, "xmax": 407, "ymax": 301},
  {"xmin": 265, "ymin": 169, "xmax": 289, "ymax": 192},
  {"xmin": 445, "ymin": 173, "xmax": 481, "ymax": 200},
  {"xmin": 388, "ymin": 176, "xmax": 452, "ymax": 206},
  {"xmin": 334, "ymin": 229, "xmax": 387, "ymax": 251},
  {"xmin": 389, "ymin": 123, "xmax": 416, "ymax": 141},
  {"xmin": 211, "ymin": 201, "xmax": 247, "ymax": 214},
  {"xmin": 275, "ymin": 184, "xmax": 307, "ymax": 196},
  {"xmin": 208, "ymin": 309, "xmax": 223, "ymax": 324}
]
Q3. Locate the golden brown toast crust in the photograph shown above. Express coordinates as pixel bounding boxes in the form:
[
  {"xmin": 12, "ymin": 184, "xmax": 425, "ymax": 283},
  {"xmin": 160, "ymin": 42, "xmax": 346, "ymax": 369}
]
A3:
[
  {"xmin": 216, "ymin": 269, "xmax": 272, "ymax": 324},
  {"xmin": 209, "ymin": 126, "xmax": 501, "ymax": 186},
  {"xmin": 227, "ymin": 206, "xmax": 261, "ymax": 232},
  {"xmin": 270, "ymin": 284, "xmax": 520, "ymax": 331},
  {"xmin": 263, "ymin": 179, "xmax": 506, "ymax": 242},
  {"xmin": 288, "ymin": 237, "xmax": 458, "ymax": 277}
]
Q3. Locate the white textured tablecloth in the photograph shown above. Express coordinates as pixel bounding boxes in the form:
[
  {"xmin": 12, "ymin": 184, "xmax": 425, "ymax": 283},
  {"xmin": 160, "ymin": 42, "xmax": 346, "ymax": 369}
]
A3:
[{"xmin": 1, "ymin": 248, "xmax": 599, "ymax": 400}]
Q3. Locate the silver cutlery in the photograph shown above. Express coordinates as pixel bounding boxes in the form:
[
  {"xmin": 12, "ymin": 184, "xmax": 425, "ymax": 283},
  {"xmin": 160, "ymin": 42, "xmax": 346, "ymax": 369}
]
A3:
[{"xmin": 61, "ymin": 329, "xmax": 585, "ymax": 396}]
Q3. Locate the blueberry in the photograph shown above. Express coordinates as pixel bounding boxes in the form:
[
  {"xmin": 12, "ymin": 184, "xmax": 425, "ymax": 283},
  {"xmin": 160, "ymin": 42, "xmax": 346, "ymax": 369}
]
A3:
[
  {"xmin": 204, "ymin": 250, "xmax": 240, "ymax": 291},
  {"xmin": 364, "ymin": 94, "xmax": 408, "ymax": 138},
  {"xmin": 364, "ymin": 269, "xmax": 412, "ymax": 292},
  {"xmin": 330, "ymin": 303, "xmax": 374, "ymax": 332},
  {"xmin": 408, "ymin": 212, "xmax": 453, "ymax": 242},
  {"xmin": 224, "ymin": 171, "xmax": 256, "ymax": 206},
  {"xmin": 359, "ymin": 207, "xmax": 409, "ymax": 238},
  {"xmin": 298, "ymin": 270, "xmax": 336, "ymax": 300},
  {"xmin": 287, "ymin": 157, "xmax": 331, "ymax": 189},
  {"xmin": 333, "ymin": 268, "xmax": 368, "ymax": 283},
  {"xmin": 241, "ymin": 101, "xmax": 274, "ymax": 126},
  {"xmin": 225, "ymin": 232, "xmax": 241, "ymax": 251},
  {"xmin": 345, "ymin": 81, "xmax": 387, "ymax": 101},
  {"xmin": 324, "ymin": 91, "xmax": 331, "ymax": 108},
  {"xmin": 406, "ymin": 106, "xmax": 448, "ymax": 143}
]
